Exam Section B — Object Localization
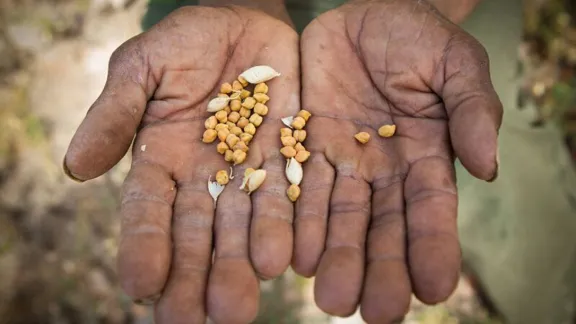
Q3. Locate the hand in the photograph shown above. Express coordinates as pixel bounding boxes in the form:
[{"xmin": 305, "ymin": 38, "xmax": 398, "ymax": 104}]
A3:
[
  {"xmin": 293, "ymin": 0, "xmax": 501, "ymax": 322},
  {"xmin": 63, "ymin": 5, "xmax": 299, "ymax": 324}
]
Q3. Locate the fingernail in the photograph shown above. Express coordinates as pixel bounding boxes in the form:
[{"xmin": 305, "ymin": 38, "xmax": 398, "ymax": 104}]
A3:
[
  {"xmin": 487, "ymin": 148, "xmax": 499, "ymax": 183},
  {"xmin": 134, "ymin": 293, "xmax": 161, "ymax": 305},
  {"xmin": 62, "ymin": 157, "xmax": 85, "ymax": 183}
]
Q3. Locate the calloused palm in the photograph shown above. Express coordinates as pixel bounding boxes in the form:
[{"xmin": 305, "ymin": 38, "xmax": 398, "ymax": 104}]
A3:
[
  {"xmin": 64, "ymin": 6, "xmax": 299, "ymax": 324},
  {"xmin": 293, "ymin": 1, "xmax": 502, "ymax": 323}
]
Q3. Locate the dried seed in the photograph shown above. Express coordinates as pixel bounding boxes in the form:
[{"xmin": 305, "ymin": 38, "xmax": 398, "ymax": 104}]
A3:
[
  {"xmin": 291, "ymin": 116, "xmax": 306, "ymax": 130},
  {"xmin": 293, "ymin": 130, "xmax": 307, "ymax": 142},
  {"xmin": 215, "ymin": 110, "xmax": 228, "ymax": 123},
  {"xmin": 232, "ymin": 80, "xmax": 243, "ymax": 91},
  {"xmin": 280, "ymin": 128, "xmax": 293, "ymax": 137},
  {"xmin": 228, "ymin": 111, "xmax": 240, "ymax": 123},
  {"xmin": 355, "ymin": 132, "xmax": 370, "ymax": 144},
  {"xmin": 230, "ymin": 126, "xmax": 243, "ymax": 136},
  {"xmin": 238, "ymin": 75, "xmax": 249, "ymax": 87},
  {"xmin": 208, "ymin": 177, "xmax": 226, "ymax": 209},
  {"xmin": 239, "ymin": 169, "xmax": 267, "ymax": 194},
  {"xmin": 237, "ymin": 117, "xmax": 249, "ymax": 128},
  {"xmin": 287, "ymin": 184, "xmax": 301, "ymax": 202},
  {"xmin": 230, "ymin": 91, "xmax": 241, "ymax": 100},
  {"xmin": 226, "ymin": 121, "xmax": 235, "ymax": 129},
  {"xmin": 216, "ymin": 170, "xmax": 229, "ymax": 185},
  {"xmin": 233, "ymin": 150, "xmax": 247, "ymax": 165},
  {"xmin": 280, "ymin": 146, "xmax": 297, "ymax": 158},
  {"xmin": 224, "ymin": 150, "xmax": 234, "ymax": 162},
  {"xmin": 254, "ymin": 83, "xmax": 269, "ymax": 94},
  {"xmin": 233, "ymin": 141, "xmax": 249, "ymax": 152},
  {"xmin": 220, "ymin": 83, "xmax": 232, "ymax": 94},
  {"xmin": 217, "ymin": 93, "xmax": 229, "ymax": 98},
  {"xmin": 217, "ymin": 142, "xmax": 229, "ymax": 154},
  {"xmin": 282, "ymin": 116, "xmax": 294, "ymax": 128},
  {"xmin": 202, "ymin": 129, "xmax": 217, "ymax": 143},
  {"xmin": 254, "ymin": 103, "xmax": 269, "ymax": 116},
  {"xmin": 244, "ymin": 123, "xmax": 256, "ymax": 135},
  {"xmin": 207, "ymin": 97, "xmax": 230, "ymax": 112},
  {"xmin": 215, "ymin": 123, "xmax": 228, "ymax": 132},
  {"xmin": 242, "ymin": 97, "xmax": 256, "ymax": 109},
  {"xmin": 240, "ymin": 65, "xmax": 281, "ymax": 84},
  {"xmin": 244, "ymin": 168, "xmax": 255, "ymax": 177},
  {"xmin": 249, "ymin": 113, "xmax": 263, "ymax": 127},
  {"xmin": 253, "ymin": 93, "xmax": 270, "ymax": 104},
  {"xmin": 297, "ymin": 110, "xmax": 312, "ymax": 121},
  {"xmin": 230, "ymin": 99, "xmax": 241, "ymax": 111},
  {"xmin": 205, "ymin": 116, "xmax": 218, "ymax": 129},
  {"xmin": 281, "ymin": 136, "xmax": 297, "ymax": 147},
  {"xmin": 240, "ymin": 89, "xmax": 251, "ymax": 99},
  {"xmin": 217, "ymin": 128, "xmax": 230, "ymax": 142},
  {"xmin": 295, "ymin": 150, "xmax": 311, "ymax": 163},
  {"xmin": 240, "ymin": 133, "xmax": 253, "ymax": 144},
  {"xmin": 226, "ymin": 134, "xmax": 240, "ymax": 148},
  {"xmin": 224, "ymin": 106, "xmax": 231, "ymax": 114},
  {"xmin": 239, "ymin": 107, "xmax": 251, "ymax": 118},
  {"xmin": 294, "ymin": 142, "xmax": 305, "ymax": 152},
  {"xmin": 285, "ymin": 157, "xmax": 303, "ymax": 185},
  {"xmin": 378, "ymin": 124, "xmax": 396, "ymax": 138}
]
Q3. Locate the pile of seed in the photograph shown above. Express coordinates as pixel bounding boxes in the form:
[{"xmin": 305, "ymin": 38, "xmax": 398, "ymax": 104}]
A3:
[
  {"xmin": 280, "ymin": 110, "xmax": 312, "ymax": 202},
  {"xmin": 354, "ymin": 124, "xmax": 397, "ymax": 144}
]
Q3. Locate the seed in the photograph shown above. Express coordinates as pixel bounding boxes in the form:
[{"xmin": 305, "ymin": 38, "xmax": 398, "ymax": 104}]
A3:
[
  {"xmin": 225, "ymin": 150, "xmax": 234, "ymax": 162},
  {"xmin": 233, "ymin": 149, "xmax": 247, "ymax": 165},
  {"xmin": 240, "ymin": 133, "xmax": 253, "ymax": 144},
  {"xmin": 226, "ymin": 134, "xmax": 240, "ymax": 147},
  {"xmin": 228, "ymin": 111, "xmax": 240, "ymax": 123},
  {"xmin": 295, "ymin": 150, "xmax": 311, "ymax": 163},
  {"xmin": 240, "ymin": 89, "xmax": 251, "ymax": 99},
  {"xmin": 291, "ymin": 116, "xmax": 306, "ymax": 130},
  {"xmin": 215, "ymin": 110, "xmax": 228, "ymax": 123},
  {"xmin": 280, "ymin": 146, "xmax": 297, "ymax": 158},
  {"xmin": 253, "ymin": 103, "xmax": 269, "ymax": 116},
  {"xmin": 285, "ymin": 157, "xmax": 303, "ymax": 185},
  {"xmin": 293, "ymin": 130, "xmax": 307, "ymax": 142},
  {"xmin": 239, "ymin": 169, "xmax": 267, "ymax": 194},
  {"xmin": 216, "ymin": 170, "xmax": 229, "ymax": 185},
  {"xmin": 253, "ymin": 93, "xmax": 270, "ymax": 104},
  {"xmin": 205, "ymin": 116, "xmax": 217, "ymax": 129},
  {"xmin": 281, "ymin": 136, "xmax": 297, "ymax": 147},
  {"xmin": 226, "ymin": 121, "xmax": 236, "ymax": 129},
  {"xmin": 217, "ymin": 142, "xmax": 229, "ymax": 154},
  {"xmin": 202, "ymin": 129, "xmax": 217, "ymax": 143},
  {"xmin": 233, "ymin": 141, "xmax": 249, "ymax": 152},
  {"xmin": 239, "ymin": 107, "xmax": 251, "ymax": 118},
  {"xmin": 244, "ymin": 123, "xmax": 256, "ymax": 135},
  {"xmin": 230, "ymin": 126, "xmax": 243, "ymax": 136},
  {"xmin": 230, "ymin": 99, "xmax": 241, "ymax": 111},
  {"xmin": 254, "ymin": 83, "xmax": 269, "ymax": 94},
  {"xmin": 378, "ymin": 124, "xmax": 396, "ymax": 138},
  {"xmin": 220, "ymin": 83, "xmax": 232, "ymax": 94},
  {"xmin": 237, "ymin": 117, "xmax": 249, "ymax": 128},
  {"xmin": 287, "ymin": 184, "xmax": 301, "ymax": 202},
  {"xmin": 217, "ymin": 93, "xmax": 229, "ymax": 98},
  {"xmin": 280, "ymin": 128, "xmax": 293, "ymax": 137},
  {"xmin": 217, "ymin": 128, "xmax": 230, "ymax": 142},
  {"xmin": 244, "ymin": 168, "xmax": 255, "ymax": 177},
  {"xmin": 232, "ymin": 80, "xmax": 243, "ymax": 91},
  {"xmin": 238, "ymin": 75, "xmax": 249, "ymax": 87},
  {"xmin": 215, "ymin": 123, "xmax": 228, "ymax": 132},
  {"xmin": 230, "ymin": 91, "xmax": 241, "ymax": 100},
  {"xmin": 294, "ymin": 142, "xmax": 305, "ymax": 152},
  {"xmin": 224, "ymin": 106, "xmax": 231, "ymax": 114},
  {"xmin": 242, "ymin": 97, "xmax": 256, "ymax": 109},
  {"xmin": 208, "ymin": 177, "xmax": 225, "ymax": 209},
  {"xmin": 207, "ymin": 97, "xmax": 230, "ymax": 112},
  {"xmin": 249, "ymin": 113, "xmax": 263, "ymax": 127},
  {"xmin": 297, "ymin": 110, "xmax": 312, "ymax": 121},
  {"xmin": 240, "ymin": 65, "xmax": 281, "ymax": 84},
  {"xmin": 355, "ymin": 132, "xmax": 370, "ymax": 144}
]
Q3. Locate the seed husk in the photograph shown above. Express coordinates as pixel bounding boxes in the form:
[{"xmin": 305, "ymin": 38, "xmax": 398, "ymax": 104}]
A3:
[
  {"xmin": 207, "ymin": 97, "xmax": 230, "ymax": 113},
  {"xmin": 217, "ymin": 128, "xmax": 230, "ymax": 142},
  {"xmin": 208, "ymin": 177, "xmax": 226, "ymax": 209},
  {"xmin": 282, "ymin": 116, "xmax": 294, "ymax": 128},
  {"xmin": 254, "ymin": 103, "xmax": 269, "ymax": 116},
  {"xmin": 293, "ymin": 130, "xmax": 307, "ymax": 142},
  {"xmin": 233, "ymin": 150, "xmax": 247, "ymax": 165},
  {"xmin": 237, "ymin": 117, "xmax": 249, "ymax": 129},
  {"xmin": 216, "ymin": 170, "xmax": 229, "ymax": 185},
  {"xmin": 280, "ymin": 146, "xmax": 297, "ymax": 158},
  {"xmin": 239, "ymin": 169, "xmax": 267, "ymax": 194},
  {"xmin": 202, "ymin": 129, "xmax": 217, "ymax": 143},
  {"xmin": 295, "ymin": 150, "xmax": 311, "ymax": 163},
  {"xmin": 355, "ymin": 132, "xmax": 370, "ymax": 144},
  {"xmin": 242, "ymin": 97, "xmax": 256, "ymax": 109},
  {"xmin": 239, "ymin": 65, "xmax": 281, "ymax": 84},
  {"xmin": 280, "ymin": 128, "xmax": 293, "ymax": 137},
  {"xmin": 281, "ymin": 136, "xmax": 297, "ymax": 147},
  {"xmin": 287, "ymin": 184, "xmax": 301, "ymax": 202},
  {"xmin": 378, "ymin": 124, "xmax": 396, "ymax": 138},
  {"xmin": 205, "ymin": 116, "xmax": 217, "ymax": 129},
  {"xmin": 220, "ymin": 83, "xmax": 233, "ymax": 94},
  {"xmin": 249, "ymin": 114, "xmax": 263, "ymax": 127},
  {"xmin": 216, "ymin": 142, "xmax": 229, "ymax": 154},
  {"xmin": 253, "ymin": 93, "xmax": 270, "ymax": 104},
  {"xmin": 254, "ymin": 83, "xmax": 269, "ymax": 94},
  {"xmin": 285, "ymin": 157, "xmax": 303, "ymax": 185},
  {"xmin": 291, "ymin": 116, "xmax": 306, "ymax": 130},
  {"xmin": 297, "ymin": 110, "xmax": 312, "ymax": 121}
]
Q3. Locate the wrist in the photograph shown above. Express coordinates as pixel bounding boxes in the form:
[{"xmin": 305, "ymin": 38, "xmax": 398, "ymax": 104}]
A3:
[{"xmin": 199, "ymin": 0, "xmax": 293, "ymax": 25}]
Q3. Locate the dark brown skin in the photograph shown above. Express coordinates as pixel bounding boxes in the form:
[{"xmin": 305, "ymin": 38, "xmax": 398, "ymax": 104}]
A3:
[
  {"xmin": 292, "ymin": 0, "xmax": 501, "ymax": 323},
  {"xmin": 63, "ymin": 4, "xmax": 299, "ymax": 324}
]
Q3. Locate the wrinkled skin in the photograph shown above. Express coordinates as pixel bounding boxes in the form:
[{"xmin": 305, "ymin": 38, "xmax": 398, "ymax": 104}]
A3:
[
  {"xmin": 292, "ymin": 1, "xmax": 501, "ymax": 323},
  {"xmin": 64, "ymin": 6, "xmax": 299, "ymax": 324}
]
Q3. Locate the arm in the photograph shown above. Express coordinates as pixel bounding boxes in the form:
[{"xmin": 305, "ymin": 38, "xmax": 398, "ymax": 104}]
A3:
[{"xmin": 427, "ymin": 0, "xmax": 483, "ymax": 24}]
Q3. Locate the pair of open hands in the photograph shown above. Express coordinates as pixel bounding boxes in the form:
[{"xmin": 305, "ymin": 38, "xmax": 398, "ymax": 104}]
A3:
[{"xmin": 64, "ymin": 0, "xmax": 502, "ymax": 323}]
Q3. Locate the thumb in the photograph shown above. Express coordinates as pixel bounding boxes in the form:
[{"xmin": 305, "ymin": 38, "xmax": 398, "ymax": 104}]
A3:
[
  {"xmin": 64, "ymin": 36, "xmax": 154, "ymax": 182},
  {"xmin": 440, "ymin": 34, "xmax": 502, "ymax": 182}
]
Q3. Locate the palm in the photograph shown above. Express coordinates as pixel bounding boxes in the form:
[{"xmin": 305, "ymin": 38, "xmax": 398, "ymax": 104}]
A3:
[
  {"xmin": 294, "ymin": 1, "xmax": 502, "ymax": 323},
  {"xmin": 65, "ymin": 6, "xmax": 299, "ymax": 324}
]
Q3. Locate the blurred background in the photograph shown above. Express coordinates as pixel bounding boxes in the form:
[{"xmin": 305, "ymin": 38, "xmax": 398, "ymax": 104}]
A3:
[{"xmin": 0, "ymin": 0, "xmax": 574, "ymax": 323}]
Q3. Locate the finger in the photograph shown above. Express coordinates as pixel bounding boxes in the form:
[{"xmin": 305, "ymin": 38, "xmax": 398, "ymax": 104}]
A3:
[
  {"xmin": 118, "ymin": 155, "xmax": 176, "ymax": 303},
  {"xmin": 441, "ymin": 35, "xmax": 502, "ymax": 181},
  {"xmin": 314, "ymin": 169, "xmax": 371, "ymax": 317},
  {"xmin": 360, "ymin": 177, "xmax": 411, "ymax": 324},
  {"xmin": 64, "ymin": 36, "xmax": 154, "ymax": 182},
  {"xmin": 292, "ymin": 152, "xmax": 334, "ymax": 277},
  {"xmin": 404, "ymin": 156, "xmax": 460, "ymax": 304},
  {"xmin": 155, "ymin": 178, "xmax": 214, "ymax": 324},
  {"xmin": 207, "ymin": 169, "xmax": 259, "ymax": 324}
]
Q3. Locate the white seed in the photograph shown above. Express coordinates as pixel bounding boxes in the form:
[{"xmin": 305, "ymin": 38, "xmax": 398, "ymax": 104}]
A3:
[
  {"xmin": 281, "ymin": 116, "xmax": 294, "ymax": 129},
  {"xmin": 207, "ymin": 97, "xmax": 230, "ymax": 112},
  {"xmin": 285, "ymin": 158, "xmax": 303, "ymax": 186},
  {"xmin": 140, "ymin": 144, "xmax": 147, "ymax": 152},
  {"xmin": 239, "ymin": 65, "xmax": 281, "ymax": 84},
  {"xmin": 208, "ymin": 176, "xmax": 226, "ymax": 209},
  {"xmin": 239, "ymin": 169, "xmax": 267, "ymax": 195}
]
